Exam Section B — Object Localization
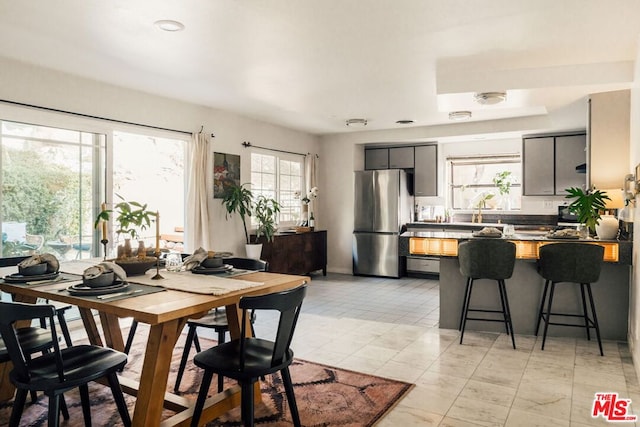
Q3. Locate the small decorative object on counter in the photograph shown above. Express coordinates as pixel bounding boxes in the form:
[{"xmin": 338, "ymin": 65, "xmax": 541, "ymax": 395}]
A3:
[{"xmin": 309, "ymin": 212, "xmax": 315, "ymax": 230}]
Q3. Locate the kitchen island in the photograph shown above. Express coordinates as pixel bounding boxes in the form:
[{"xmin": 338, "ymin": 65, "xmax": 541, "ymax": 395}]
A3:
[{"xmin": 400, "ymin": 231, "xmax": 631, "ymax": 341}]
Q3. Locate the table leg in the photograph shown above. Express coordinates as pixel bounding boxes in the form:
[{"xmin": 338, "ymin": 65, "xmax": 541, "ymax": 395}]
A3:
[
  {"xmin": 99, "ymin": 312, "xmax": 125, "ymax": 352},
  {"xmin": 132, "ymin": 319, "xmax": 183, "ymax": 427},
  {"xmin": 80, "ymin": 307, "xmax": 103, "ymax": 346}
]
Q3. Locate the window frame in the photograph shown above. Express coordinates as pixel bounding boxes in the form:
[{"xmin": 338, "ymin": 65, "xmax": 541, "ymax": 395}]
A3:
[
  {"xmin": 250, "ymin": 150, "xmax": 304, "ymax": 227},
  {"xmin": 447, "ymin": 154, "xmax": 522, "ymax": 211}
]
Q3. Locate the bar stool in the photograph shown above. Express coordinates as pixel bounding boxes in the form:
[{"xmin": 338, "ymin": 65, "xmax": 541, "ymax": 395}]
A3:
[
  {"xmin": 458, "ymin": 239, "xmax": 517, "ymax": 349},
  {"xmin": 535, "ymin": 243, "xmax": 604, "ymax": 356}
]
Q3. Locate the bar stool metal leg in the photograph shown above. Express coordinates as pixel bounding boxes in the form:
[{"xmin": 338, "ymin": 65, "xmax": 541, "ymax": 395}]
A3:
[
  {"xmin": 500, "ymin": 279, "xmax": 516, "ymax": 349},
  {"xmin": 585, "ymin": 283, "xmax": 604, "ymax": 356},
  {"xmin": 458, "ymin": 277, "xmax": 471, "ymax": 331},
  {"xmin": 541, "ymin": 282, "xmax": 556, "ymax": 351},
  {"xmin": 459, "ymin": 278, "xmax": 475, "ymax": 344},
  {"xmin": 579, "ymin": 283, "xmax": 591, "ymax": 341},
  {"xmin": 535, "ymin": 280, "xmax": 550, "ymax": 336}
]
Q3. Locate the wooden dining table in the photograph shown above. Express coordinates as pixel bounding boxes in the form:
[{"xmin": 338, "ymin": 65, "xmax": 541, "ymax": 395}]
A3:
[{"xmin": 0, "ymin": 261, "xmax": 309, "ymax": 427}]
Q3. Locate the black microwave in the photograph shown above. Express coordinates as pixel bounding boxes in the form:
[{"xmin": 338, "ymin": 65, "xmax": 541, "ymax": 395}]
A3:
[{"xmin": 557, "ymin": 205, "xmax": 579, "ymax": 225}]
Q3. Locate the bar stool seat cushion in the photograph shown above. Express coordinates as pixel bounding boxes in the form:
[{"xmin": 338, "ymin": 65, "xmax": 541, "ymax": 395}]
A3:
[
  {"xmin": 538, "ymin": 243, "xmax": 603, "ymax": 284},
  {"xmin": 459, "ymin": 239, "xmax": 516, "ymax": 280}
]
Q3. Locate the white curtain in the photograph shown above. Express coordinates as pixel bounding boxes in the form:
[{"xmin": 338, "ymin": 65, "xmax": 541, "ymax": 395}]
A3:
[
  {"xmin": 305, "ymin": 154, "xmax": 318, "ymax": 221},
  {"xmin": 185, "ymin": 132, "xmax": 213, "ymax": 251}
]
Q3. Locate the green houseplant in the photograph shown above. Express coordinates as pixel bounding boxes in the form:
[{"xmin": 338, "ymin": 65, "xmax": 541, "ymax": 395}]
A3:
[
  {"xmin": 221, "ymin": 183, "xmax": 253, "ymax": 245},
  {"xmin": 565, "ymin": 187, "xmax": 611, "ymax": 234},
  {"xmin": 95, "ymin": 196, "xmax": 158, "ymax": 275},
  {"xmin": 254, "ymin": 195, "xmax": 281, "ymax": 243}
]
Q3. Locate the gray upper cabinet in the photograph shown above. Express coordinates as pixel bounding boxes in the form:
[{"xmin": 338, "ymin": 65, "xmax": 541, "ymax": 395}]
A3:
[
  {"xmin": 554, "ymin": 134, "xmax": 586, "ymax": 194},
  {"xmin": 414, "ymin": 145, "xmax": 437, "ymax": 196},
  {"xmin": 365, "ymin": 148, "xmax": 389, "ymax": 170},
  {"xmin": 523, "ymin": 133, "xmax": 586, "ymax": 196},
  {"xmin": 388, "ymin": 146, "xmax": 414, "ymax": 169},
  {"xmin": 523, "ymin": 137, "xmax": 555, "ymax": 195}
]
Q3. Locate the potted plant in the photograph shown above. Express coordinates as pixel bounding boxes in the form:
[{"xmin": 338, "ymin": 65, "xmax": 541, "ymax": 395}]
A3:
[
  {"xmin": 221, "ymin": 183, "xmax": 254, "ymax": 255},
  {"xmin": 565, "ymin": 187, "xmax": 611, "ymax": 236},
  {"xmin": 251, "ymin": 195, "xmax": 281, "ymax": 259},
  {"xmin": 493, "ymin": 171, "xmax": 514, "ymax": 210},
  {"xmin": 95, "ymin": 196, "xmax": 158, "ymax": 275}
]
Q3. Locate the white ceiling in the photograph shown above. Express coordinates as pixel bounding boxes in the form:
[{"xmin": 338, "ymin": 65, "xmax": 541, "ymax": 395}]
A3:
[{"xmin": 0, "ymin": 0, "xmax": 638, "ymax": 135}]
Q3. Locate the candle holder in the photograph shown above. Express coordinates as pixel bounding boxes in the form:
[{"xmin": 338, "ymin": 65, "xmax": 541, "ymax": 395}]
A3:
[
  {"xmin": 151, "ymin": 249, "xmax": 164, "ymax": 280},
  {"xmin": 100, "ymin": 239, "xmax": 109, "ymax": 261}
]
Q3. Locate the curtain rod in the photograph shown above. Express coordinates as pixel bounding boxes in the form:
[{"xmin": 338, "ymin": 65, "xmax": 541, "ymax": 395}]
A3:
[
  {"xmin": 0, "ymin": 98, "xmax": 196, "ymax": 136},
  {"xmin": 241, "ymin": 141, "xmax": 318, "ymax": 157}
]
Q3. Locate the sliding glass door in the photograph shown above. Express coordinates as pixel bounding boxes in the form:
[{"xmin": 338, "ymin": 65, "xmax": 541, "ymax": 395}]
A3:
[{"xmin": 0, "ymin": 120, "xmax": 106, "ymax": 261}]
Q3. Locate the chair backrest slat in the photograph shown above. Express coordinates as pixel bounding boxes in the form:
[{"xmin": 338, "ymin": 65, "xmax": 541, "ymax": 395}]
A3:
[
  {"xmin": 0, "ymin": 301, "xmax": 59, "ymax": 382},
  {"xmin": 239, "ymin": 284, "xmax": 306, "ymax": 368}
]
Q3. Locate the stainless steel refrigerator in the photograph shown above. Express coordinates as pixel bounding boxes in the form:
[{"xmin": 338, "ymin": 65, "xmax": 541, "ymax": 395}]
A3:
[{"xmin": 353, "ymin": 169, "xmax": 413, "ymax": 277}]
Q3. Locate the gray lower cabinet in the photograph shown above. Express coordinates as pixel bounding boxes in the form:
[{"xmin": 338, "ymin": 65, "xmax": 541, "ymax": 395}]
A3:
[
  {"xmin": 523, "ymin": 133, "xmax": 586, "ymax": 196},
  {"xmin": 414, "ymin": 145, "xmax": 437, "ymax": 196}
]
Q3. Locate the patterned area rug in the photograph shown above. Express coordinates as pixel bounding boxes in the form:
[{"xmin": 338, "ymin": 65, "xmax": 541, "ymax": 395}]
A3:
[{"xmin": 0, "ymin": 333, "xmax": 412, "ymax": 426}]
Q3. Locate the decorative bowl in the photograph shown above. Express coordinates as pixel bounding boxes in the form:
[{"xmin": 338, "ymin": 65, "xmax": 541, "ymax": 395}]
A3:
[
  {"xmin": 113, "ymin": 257, "xmax": 157, "ymax": 276},
  {"xmin": 83, "ymin": 271, "xmax": 115, "ymax": 288},
  {"xmin": 18, "ymin": 263, "xmax": 48, "ymax": 276},
  {"xmin": 201, "ymin": 256, "xmax": 224, "ymax": 268}
]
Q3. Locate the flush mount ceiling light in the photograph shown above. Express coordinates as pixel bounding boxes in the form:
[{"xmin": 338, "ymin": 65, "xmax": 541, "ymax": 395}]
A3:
[
  {"xmin": 474, "ymin": 91, "xmax": 507, "ymax": 105},
  {"xmin": 448, "ymin": 111, "xmax": 472, "ymax": 121},
  {"xmin": 154, "ymin": 20, "xmax": 185, "ymax": 32},
  {"xmin": 396, "ymin": 119, "xmax": 414, "ymax": 125},
  {"xmin": 346, "ymin": 118, "xmax": 367, "ymax": 127}
]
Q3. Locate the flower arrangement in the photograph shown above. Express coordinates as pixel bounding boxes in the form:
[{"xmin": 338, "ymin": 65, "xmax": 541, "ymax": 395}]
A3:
[{"xmin": 295, "ymin": 187, "xmax": 319, "ymax": 204}]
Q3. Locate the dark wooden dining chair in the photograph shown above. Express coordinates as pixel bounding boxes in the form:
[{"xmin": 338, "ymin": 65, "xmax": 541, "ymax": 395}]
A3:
[
  {"xmin": 191, "ymin": 284, "xmax": 307, "ymax": 427},
  {"xmin": 173, "ymin": 257, "xmax": 268, "ymax": 394},
  {"xmin": 0, "ymin": 301, "xmax": 131, "ymax": 427}
]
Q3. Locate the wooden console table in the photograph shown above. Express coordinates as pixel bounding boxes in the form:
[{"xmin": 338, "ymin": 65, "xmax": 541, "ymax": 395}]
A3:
[{"xmin": 256, "ymin": 230, "xmax": 327, "ymax": 275}]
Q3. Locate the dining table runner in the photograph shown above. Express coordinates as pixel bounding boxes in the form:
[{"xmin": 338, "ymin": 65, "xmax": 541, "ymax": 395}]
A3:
[{"xmin": 60, "ymin": 260, "xmax": 265, "ymax": 296}]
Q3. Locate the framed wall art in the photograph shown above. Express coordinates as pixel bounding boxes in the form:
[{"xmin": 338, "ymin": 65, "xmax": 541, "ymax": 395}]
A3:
[{"xmin": 213, "ymin": 152, "xmax": 240, "ymax": 198}]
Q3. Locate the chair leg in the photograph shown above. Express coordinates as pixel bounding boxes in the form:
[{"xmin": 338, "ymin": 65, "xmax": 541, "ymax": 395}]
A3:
[
  {"xmin": 459, "ymin": 278, "xmax": 474, "ymax": 344},
  {"xmin": 79, "ymin": 384, "xmax": 92, "ymax": 426},
  {"xmin": 497, "ymin": 279, "xmax": 510, "ymax": 335},
  {"xmin": 124, "ymin": 319, "xmax": 138, "ymax": 355},
  {"xmin": 585, "ymin": 283, "xmax": 604, "ymax": 357},
  {"xmin": 500, "ymin": 280, "xmax": 516, "ymax": 349},
  {"xmin": 579, "ymin": 283, "xmax": 591, "ymax": 341},
  {"xmin": 193, "ymin": 330, "xmax": 202, "ymax": 353},
  {"xmin": 241, "ymin": 381, "xmax": 255, "ymax": 427},
  {"xmin": 48, "ymin": 394, "xmax": 61, "ymax": 427},
  {"xmin": 59, "ymin": 394, "xmax": 69, "ymax": 420},
  {"xmin": 281, "ymin": 367, "xmax": 301, "ymax": 427},
  {"xmin": 107, "ymin": 372, "xmax": 132, "ymax": 427},
  {"xmin": 535, "ymin": 280, "xmax": 550, "ymax": 336},
  {"xmin": 541, "ymin": 282, "xmax": 556, "ymax": 351},
  {"xmin": 217, "ymin": 329, "xmax": 226, "ymax": 392},
  {"xmin": 29, "ymin": 390, "xmax": 38, "ymax": 404},
  {"xmin": 9, "ymin": 389, "xmax": 27, "ymax": 427},
  {"xmin": 175, "ymin": 325, "xmax": 197, "ymax": 393},
  {"xmin": 458, "ymin": 277, "xmax": 471, "ymax": 331},
  {"xmin": 191, "ymin": 370, "xmax": 214, "ymax": 427}
]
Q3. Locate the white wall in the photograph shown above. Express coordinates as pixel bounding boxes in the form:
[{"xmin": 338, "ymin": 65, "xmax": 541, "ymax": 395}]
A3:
[
  {"xmin": 628, "ymin": 44, "xmax": 640, "ymax": 382},
  {"xmin": 0, "ymin": 57, "xmax": 320, "ymax": 257}
]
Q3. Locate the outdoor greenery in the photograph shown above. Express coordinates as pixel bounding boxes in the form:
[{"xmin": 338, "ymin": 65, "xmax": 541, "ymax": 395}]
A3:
[
  {"xmin": 2, "ymin": 148, "xmax": 90, "ymax": 256},
  {"xmin": 493, "ymin": 171, "xmax": 514, "ymax": 195}
]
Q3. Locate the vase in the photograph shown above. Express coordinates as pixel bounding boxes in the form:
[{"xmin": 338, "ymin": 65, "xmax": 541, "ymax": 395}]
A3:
[
  {"xmin": 245, "ymin": 243, "xmax": 263, "ymax": 260},
  {"xmin": 123, "ymin": 238, "xmax": 132, "ymax": 257},
  {"xmin": 301, "ymin": 204, "xmax": 309, "ymax": 226},
  {"xmin": 595, "ymin": 215, "xmax": 619, "ymax": 240}
]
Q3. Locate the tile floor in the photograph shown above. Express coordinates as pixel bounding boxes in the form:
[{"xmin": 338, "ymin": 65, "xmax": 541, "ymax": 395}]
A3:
[
  {"xmin": 63, "ymin": 272, "xmax": 639, "ymax": 426},
  {"xmin": 274, "ymin": 272, "xmax": 639, "ymax": 427}
]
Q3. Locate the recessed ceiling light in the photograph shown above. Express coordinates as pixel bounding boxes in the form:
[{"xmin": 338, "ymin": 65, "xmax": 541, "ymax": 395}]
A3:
[
  {"xmin": 474, "ymin": 91, "xmax": 507, "ymax": 105},
  {"xmin": 448, "ymin": 111, "xmax": 472, "ymax": 121},
  {"xmin": 346, "ymin": 118, "xmax": 367, "ymax": 127},
  {"xmin": 396, "ymin": 120, "xmax": 414, "ymax": 125},
  {"xmin": 154, "ymin": 20, "xmax": 185, "ymax": 32}
]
